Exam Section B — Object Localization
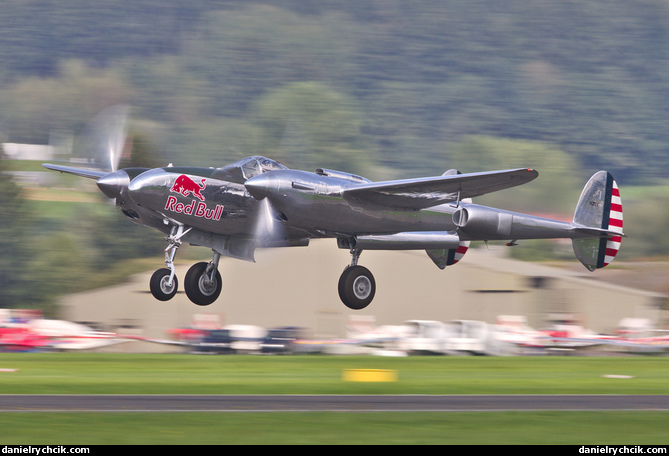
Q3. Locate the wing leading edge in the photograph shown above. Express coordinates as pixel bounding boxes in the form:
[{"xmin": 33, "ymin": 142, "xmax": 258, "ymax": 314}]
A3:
[
  {"xmin": 342, "ymin": 168, "xmax": 538, "ymax": 209},
  {"xmin": 42, "ymin": 163, "xmax": 108, "ymax": 180}
]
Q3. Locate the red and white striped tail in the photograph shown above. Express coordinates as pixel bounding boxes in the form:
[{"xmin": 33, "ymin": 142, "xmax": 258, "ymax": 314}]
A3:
[
  {"xmin": 572, "ymin": 171, "xmax": 624, "ymax": 271},
  {"xmin": 603, "ymin": 180, "xmax": 623, "ymax": 267}
]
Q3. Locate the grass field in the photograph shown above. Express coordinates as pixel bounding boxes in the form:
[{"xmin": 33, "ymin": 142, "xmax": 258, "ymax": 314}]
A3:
[{"xmin": 1, "ymin": 353, "xmax": 669, "ymax": 444}]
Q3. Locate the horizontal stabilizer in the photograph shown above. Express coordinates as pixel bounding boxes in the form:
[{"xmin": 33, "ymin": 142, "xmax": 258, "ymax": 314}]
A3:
[{"xmin": 573, "ymin": 226, "xmax": 625, "ymax": 238}]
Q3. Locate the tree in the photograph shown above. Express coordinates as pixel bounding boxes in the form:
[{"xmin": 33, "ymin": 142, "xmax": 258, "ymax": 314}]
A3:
[
  {"xmin": 253, "ymin": 82, "xmax": 375, "ymax": 176},
  {"xmin": 447, "ymin": 136, "xmax": 581, "ymax": 214},
  {"xmin": 0, "ymin": 146, "xmax": 42, "ymax": 309},
  {"xmin": 0, "ymin": 60, "xmax": 133, "ymax": 144}
]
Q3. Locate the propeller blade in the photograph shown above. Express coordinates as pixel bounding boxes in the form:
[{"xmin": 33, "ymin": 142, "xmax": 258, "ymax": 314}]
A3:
[
  {"xmin": 74, "ymin": 105, "xmax": 130, "ymax": 172},
  {"xmin": 252, "ymin": 198, "xmax": 285, "ymax": 247}
]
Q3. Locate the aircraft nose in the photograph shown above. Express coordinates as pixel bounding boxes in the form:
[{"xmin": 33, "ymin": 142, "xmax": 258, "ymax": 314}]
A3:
[
  {"xmin": 97, "ymin": 170, "xmax": 130, "ymax": 199},
  {"xmin": 245, "ymin": 173, "xmax": 278, "ymax": 200}
]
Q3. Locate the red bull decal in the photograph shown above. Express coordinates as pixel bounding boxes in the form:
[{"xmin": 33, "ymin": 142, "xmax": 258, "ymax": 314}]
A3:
[
  {"xmin": 171, "ymin": 174, "xmax": 206, "ymax": 201},
  {"xmin": 166, "ymin": 175, "xmax": 223, "ymax": 221},
  {"xmin": 164, "ymin": 196, "xmax": 224, "ymax": 221}
]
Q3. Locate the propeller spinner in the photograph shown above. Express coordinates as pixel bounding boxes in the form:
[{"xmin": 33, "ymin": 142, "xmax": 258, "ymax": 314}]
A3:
[{"xmin": 96, "ymin": 170, "xmax": 130, "ymax": 199}]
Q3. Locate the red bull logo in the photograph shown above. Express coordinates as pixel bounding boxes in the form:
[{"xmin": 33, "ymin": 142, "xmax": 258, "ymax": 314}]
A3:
[
  {"xmin": 171, "ymin": 175, "xmax": 206, "ymax": 201},
  {"xmin": 166, "ymin": 175, "xmax": 224, "ymax": 221}
]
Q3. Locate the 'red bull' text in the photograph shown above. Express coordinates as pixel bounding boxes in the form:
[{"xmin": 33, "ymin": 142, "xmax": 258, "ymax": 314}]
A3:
[{"xmin": 164, "ymin": 195, "xmax": 224, "ymax": 221}]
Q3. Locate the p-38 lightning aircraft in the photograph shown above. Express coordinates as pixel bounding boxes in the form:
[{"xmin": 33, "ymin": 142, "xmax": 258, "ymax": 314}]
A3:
[{"xmin": 44, "ymin": 107, "xmax": 623, "ymax": 310}]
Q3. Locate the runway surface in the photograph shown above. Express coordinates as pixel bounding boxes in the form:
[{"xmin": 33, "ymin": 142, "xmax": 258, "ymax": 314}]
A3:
[{"xmin": 2, "ymin": 395, "xmax": 669, "ymax": 412}]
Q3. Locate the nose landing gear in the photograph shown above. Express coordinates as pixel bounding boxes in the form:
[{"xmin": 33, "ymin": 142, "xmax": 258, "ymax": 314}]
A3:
[
  {"xmin": 149, "ymin": 268, "xmax": 178, "ymax": 301},
  {"xmin": 149, "ymin": 224, "xmax": 222, "ymax": 306}
]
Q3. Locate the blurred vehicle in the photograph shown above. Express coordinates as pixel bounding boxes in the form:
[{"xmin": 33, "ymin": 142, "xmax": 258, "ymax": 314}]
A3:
[
  {"xmin": 443, "ymin": 320, "xmax": 507, "ymax": 356},
  {"xmin": 559, "ymin": 318, "xmax": 669, "ymax": 354},
  {"xmin": 0, "ymin": 326, "xmax": 49, "ymax": 352},
  {"xmin": 537, "ymin": 314, "xmax": 615, "ymax": 351},
  {"xmin": 611, "ymin": 318, "xmax": 669, "ymax": 353},
  {"xmin": 397, "ymin": 320, "xmax": 448, "ymax": 355},
  {"xmin": 225, "ymin": 324, "xmax": 267, "ymax": 354},
  {"xmin": 395, "ymin": 319, "xmax": 508, "ymax": 356},
  {"xmin": 261, "ymin": 327, "xmax": 307, "ymax": 354},
  {"xmin": 159, "ymin": 323, "xmax": 267, "ymax": 354},
  {"xmin": 192, "ymin": 329, "xmax": 234, "ymax": 354},
  {"xmin": 0, "ymin": 309, "xmax": 130, "ymax": 352}
]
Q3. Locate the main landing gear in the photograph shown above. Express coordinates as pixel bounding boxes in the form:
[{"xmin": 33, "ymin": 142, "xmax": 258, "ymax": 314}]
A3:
[
  {"xmin": 338, "ymin": 248, "xmax": 376, "ymax": 310},
  {"xmin": 150, "ymin": 228, "xmax": 377, "ymax": 310},
  {"xmin": 149, "ymin": 224, "xmax": 223, "ymax": 306}
]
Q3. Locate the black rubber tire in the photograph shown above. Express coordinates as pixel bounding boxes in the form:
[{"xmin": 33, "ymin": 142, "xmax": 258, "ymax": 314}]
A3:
[
  {"xmin": 149, "ymin": 268, "xmax": 178, "ymax": 301},
  {"xmin": 338, "ymin": 265, "xmax": 376, "ymax": 310},
  {"xmin": 184, "ymin": 262, "xmax": 222, "ymax": 306}
]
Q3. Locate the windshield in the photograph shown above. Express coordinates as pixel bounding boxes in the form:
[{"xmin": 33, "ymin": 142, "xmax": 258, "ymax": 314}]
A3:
[{"xmin": 233, "ymin": 156, "xmax": 288, "ymax": 179}]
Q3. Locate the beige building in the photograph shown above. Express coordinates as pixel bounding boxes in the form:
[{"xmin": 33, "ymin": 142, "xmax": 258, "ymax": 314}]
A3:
[{"xmin": 60, "ymin": 240, "xmax": 668, "ymax": 352}]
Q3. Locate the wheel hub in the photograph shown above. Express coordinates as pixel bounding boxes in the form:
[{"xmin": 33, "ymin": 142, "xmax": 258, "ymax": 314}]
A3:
[
  {"xmin": 160, "ymin": 275, "xmax": 176, "ymax": 294},
  {"xmin": 352, "ymin": 276, "xmax": 372, "ymax": 300},
  {"xmin": 198, "ymin": 274, "xmax": 218, "ymax": 296}
]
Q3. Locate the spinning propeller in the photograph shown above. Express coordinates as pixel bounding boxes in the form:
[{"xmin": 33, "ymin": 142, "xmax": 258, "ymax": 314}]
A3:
[
  {"xmin": 42, "ymin": 105, "xmax": 131, "ymax": 202},
  {"xmin": 80, "ymin": 105, "xmax": 131, "ymax": 202},
  {"xmin": 250, "ymin": 193, "xmax": 287, "ymax": 248},
  {"xmin": 76, "ymin": 104, "xmax": 130, "ymax": 173},
  {"xmin": 244, "ymin": 172, "xmax": 288, "ymax": 247}
]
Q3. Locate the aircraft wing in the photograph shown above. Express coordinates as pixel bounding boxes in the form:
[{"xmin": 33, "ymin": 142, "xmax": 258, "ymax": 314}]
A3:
[
  {"xmin": 342, "ymin": 168, "xmax": 538, "ymax": 209},
  {"xmin": 42, "ymin": 164, "xmax": 108, "ymax": 180}
]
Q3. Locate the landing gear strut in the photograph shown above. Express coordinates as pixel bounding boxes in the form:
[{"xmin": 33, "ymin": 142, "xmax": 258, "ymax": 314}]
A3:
[
  {"xmin": 149, "ymin": 224, "xmax": 222, "ymax": 306},
  {"xmin": 150, "ymin": 224, "xmax": 189, "ymax": 301},
  {"xmin": 338, "ymin": 248, "xmax": 376, "ymax": 310}
]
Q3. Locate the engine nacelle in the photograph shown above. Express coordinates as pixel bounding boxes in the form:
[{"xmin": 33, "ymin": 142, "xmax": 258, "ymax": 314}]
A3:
[{"xmin": 453, "ymin": 205, "xmax": 514, "ymax": 239}]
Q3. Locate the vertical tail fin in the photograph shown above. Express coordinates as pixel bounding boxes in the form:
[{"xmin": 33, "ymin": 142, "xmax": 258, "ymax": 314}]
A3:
[
  {"xmin": 426, "ymin": 190, "xmax": 471, "ymax": 269},
  {"xmin": 572, "ymin": 171, "xmax": 624, "ymax": 271},
  {"xmin": 426, "ymin": 240, "xmax": 471, "ymax": 269}
]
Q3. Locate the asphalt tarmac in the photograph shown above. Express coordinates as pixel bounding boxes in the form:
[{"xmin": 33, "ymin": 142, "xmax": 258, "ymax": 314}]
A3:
[{"xmin": 2, "ymin": 395, "xmax": 669, "ymax": 412}]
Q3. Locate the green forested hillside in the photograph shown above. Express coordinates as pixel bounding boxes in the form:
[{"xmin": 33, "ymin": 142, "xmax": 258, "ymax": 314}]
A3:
[{"xmin": 0, "ymin": 0, "xmax": 667, "ymax": 181}]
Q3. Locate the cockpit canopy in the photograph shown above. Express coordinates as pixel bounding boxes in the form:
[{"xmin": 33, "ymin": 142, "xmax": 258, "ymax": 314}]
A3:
[{"xmin": 227, "ymin": 156, "xmax": 288, "ymax": 180}]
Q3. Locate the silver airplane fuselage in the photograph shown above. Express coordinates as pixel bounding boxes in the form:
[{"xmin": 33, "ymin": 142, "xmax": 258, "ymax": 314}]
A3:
[{"xmin": 126, "ymin": 167, "xmax": 458, "ymax": 240}]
